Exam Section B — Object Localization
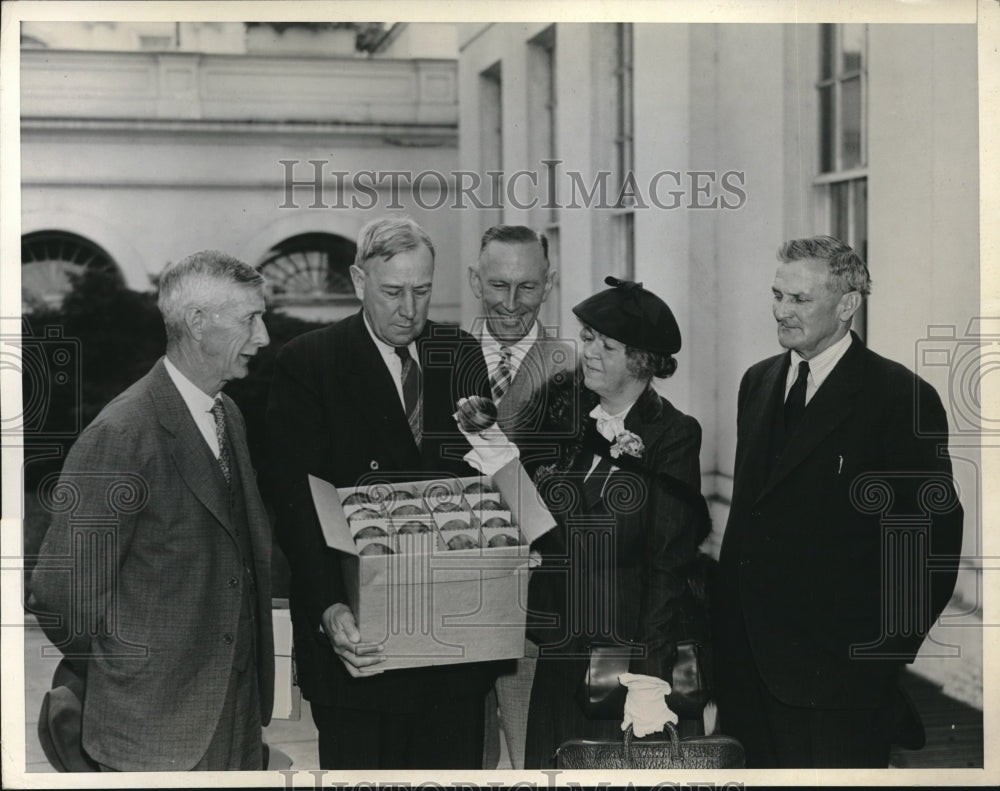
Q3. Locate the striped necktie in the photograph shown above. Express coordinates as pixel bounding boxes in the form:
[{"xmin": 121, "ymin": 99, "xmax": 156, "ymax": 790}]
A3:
[
  {"xmin": 490, "ymin": 345, "xmax": 513, "ymax": 403},
  {"xmin": 210, "ymin": 398, "xmax": 231, "ymax": 485},
  {"xmin": 395, "ymin": 345, "xmax": 422, "ymax": 446}
]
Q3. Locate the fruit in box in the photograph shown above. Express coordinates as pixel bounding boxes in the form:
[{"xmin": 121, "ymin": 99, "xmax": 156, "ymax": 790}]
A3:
[{"xmin": 397, "ymin": 520, "xmax": 432, "ymax": 535}]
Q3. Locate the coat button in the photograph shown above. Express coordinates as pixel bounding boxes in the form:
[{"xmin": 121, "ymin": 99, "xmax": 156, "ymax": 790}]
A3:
[
  {"xmin": 227, "ymin": 576, "xmax": 239, "ymax": 588},
  {"xmin": 223, "ymin": 633, "xmax": 234, "ymax": 644}
]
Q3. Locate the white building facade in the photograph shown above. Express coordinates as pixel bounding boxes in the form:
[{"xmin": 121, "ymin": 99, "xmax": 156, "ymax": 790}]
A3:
[
  {"xmin": 457, "ymin": 22, "xmax": 981, "ymax": 609},
  {"xmin": 20, "ymin": 22, "xmax": 465, "ymax": 323}
]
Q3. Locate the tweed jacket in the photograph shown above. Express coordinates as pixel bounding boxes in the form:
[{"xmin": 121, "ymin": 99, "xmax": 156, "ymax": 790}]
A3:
[
  {"xmin": 488, "ymin": 329, "xmax": 577, "ymax": 474},
  {"xmin": 29, "ymin": 358, "xmax": 275, "ymax": 770}
]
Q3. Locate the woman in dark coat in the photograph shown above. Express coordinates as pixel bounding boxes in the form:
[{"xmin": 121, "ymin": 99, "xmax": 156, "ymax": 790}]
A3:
[{"xmin": 523, "ymin": 276, "xmax": 712, "ymax": 769}]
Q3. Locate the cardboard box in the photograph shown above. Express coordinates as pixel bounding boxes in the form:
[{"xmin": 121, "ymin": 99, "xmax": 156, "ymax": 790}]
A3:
[{"xmin": 308, "ymin": 460, "xmax": 555, "ymax": 671}]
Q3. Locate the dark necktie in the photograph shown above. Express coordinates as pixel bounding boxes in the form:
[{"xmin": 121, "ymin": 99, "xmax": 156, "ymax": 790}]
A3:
[
  {"xmin": 210, "ymin": 398, "xmax": 231, "ymax": 484},
  {"xmin": 395, "ymin": 345, "xmax": 422, "ymax": 446},
  {"xmin": 784, "ymin": 360, "xmax": 810, "ymax": 433},
  {"xmin": 490, "ymin": 345, "xmax": 513, "ymax": 403}
]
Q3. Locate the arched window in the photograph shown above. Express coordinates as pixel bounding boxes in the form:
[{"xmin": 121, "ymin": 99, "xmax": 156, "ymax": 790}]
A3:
[
  {"xmin": 21, "ymin": 231, "xmax": 122, "ymax": 312},
  {"xmin": 256, "ymin": 232, "xmax": 358, "ymax": 306}
]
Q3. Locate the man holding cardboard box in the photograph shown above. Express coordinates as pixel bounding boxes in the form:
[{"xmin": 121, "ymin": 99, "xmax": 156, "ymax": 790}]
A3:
[{"xmin": 266, "ymin": 216, "xmax": 497, "ymax": 769}]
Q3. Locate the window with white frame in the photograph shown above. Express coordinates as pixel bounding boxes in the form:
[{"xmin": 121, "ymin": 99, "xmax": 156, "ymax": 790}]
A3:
[
  {"xmin": 527, "ymin": 25, "xmax": 560, "ymax": 325},
  {"xmin": 21, "ymin": 230, "xmax": 122, "ymax": 312},
  {"xmin": 256, "ymin": 232, "xmax": 358, "ymax": 306},
  {"xmin": 816, "ymin": 23, "xmax": 868, "ymax": 338}
]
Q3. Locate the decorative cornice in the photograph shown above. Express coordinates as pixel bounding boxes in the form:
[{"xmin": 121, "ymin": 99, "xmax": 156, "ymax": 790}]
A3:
[{"xmin": 21, "ymin": 117, "xmax": 456, "ymax": 145}]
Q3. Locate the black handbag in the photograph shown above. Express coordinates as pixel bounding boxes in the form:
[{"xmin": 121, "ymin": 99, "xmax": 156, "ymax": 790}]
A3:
[
  {"xmin": 557, "ymin": 721, "xmax": 745, "ymax": 769},
  {"xmin": 576, "ymin": 639, "xmax": 710, "ymax": 720}
]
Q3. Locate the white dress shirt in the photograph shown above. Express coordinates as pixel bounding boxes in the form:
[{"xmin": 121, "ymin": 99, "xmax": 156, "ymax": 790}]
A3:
[
  {"xmin": 784, "ymin": 331, "xmax": 854, "ymax": 405},
  {"xmin": 163, "ymin": 356, "xmax": 221, "ymax": 458},
  {"xmin": 363, "ymin": 312, "xmax": 420, "ymax": 410}
]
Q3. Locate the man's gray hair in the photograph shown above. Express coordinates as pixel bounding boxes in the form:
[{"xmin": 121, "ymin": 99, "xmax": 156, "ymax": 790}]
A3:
[
  {"xmin": 777, "ymin": 235, "xmax": 872, "ymax": 296},
  {"xmin": 158, "ymin": 250, "xmax": 265, "ymax": 343},
  {"xmin": 478, "ymin": 225, "xmax": 549, "ymax": 263},
  {"xmin": 354, "ymin": 216, "xmax": 435, "ymax": 270}
]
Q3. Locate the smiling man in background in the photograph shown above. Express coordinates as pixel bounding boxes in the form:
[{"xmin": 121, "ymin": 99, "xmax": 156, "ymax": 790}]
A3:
[
  {"xmin": 714, "ymin": 235, "xmax": 963, "ymax": 767},
  {"xmin": 30, "ymin": 250, "xmax": 275, "ymax": 771},
  {"xmin": 468, "ymin": 224, "xmax": 574, "ymax": 769}
]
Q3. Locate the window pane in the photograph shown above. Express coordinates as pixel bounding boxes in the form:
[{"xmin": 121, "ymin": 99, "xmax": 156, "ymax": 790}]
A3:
[
  {"xmin": 21, "ymin": 230, "xmax": 120, "ymax": 312},
  {"xmin": 854, "ymin": 178, "xmax": 867, "ymax": 262},
  {"xmin": 614, "ymin": 213, "xmax": 635, "ymax": 280},
  {"xmin": 840, "ymin": 76, "xmax": 863, "ymax": 169},
  {"xmin": 820, "ymin": 24, "xmax": 834, "ymax": 80},
  {"xmin": 819, "ymin": 84, "xmax": 834, "ymax": 172},
  {"xmin": 841, "ymin": 24, "xmax": 865, "ymax": 73},
  {"xmin": 830, "ymin": 181, "xmax": 849, "ymax": 241},
  {"xmin": 258, "ymin": 232, "xmax": 357, "ymax": 301}
]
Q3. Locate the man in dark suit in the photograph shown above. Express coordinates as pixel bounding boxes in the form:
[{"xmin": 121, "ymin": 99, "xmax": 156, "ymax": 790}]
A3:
[
  {"xmin": 29, "ymin": 251, "xmax": 275, "ymax": 771},
  {"xmin": 715, "ymin": 236, "xmax": 964, "ymax": 767},
  {"xmin": 266, "ymin": 216, "xmax": 494, "ymax": 769},
  {"xmin": 468, "ymin": 224, "xmax": 574, "ymax": 768}
]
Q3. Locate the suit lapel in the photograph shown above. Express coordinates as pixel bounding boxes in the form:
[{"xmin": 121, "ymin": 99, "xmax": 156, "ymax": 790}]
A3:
[
  {"xmin": 578, "ymin": 389, "xmax": 662, "ymax": 510},
  {"xmin": 345, "ymin": 312, "xmax": 421, "ymax": 470},
  {"xmin": 758, "ymin": 338, "xmax": 864, "ymax": 499},
  {"xmin": 148, "ymin": 359, "xmax": 234, "ymax": 538},
  {"xmin": 499, "ymin": 336, "xmax": 573, "ymax": 428},
  {"xmin": 498, "ymin": 340, "xmax": 542, "ymax": 423},
  {"xmin": 738, "ymin": 354, "xmax": 788, "ymax": 498},
  {"xmin": 221, "ymin": 395, "xmax": 269, "ymax": 553}
]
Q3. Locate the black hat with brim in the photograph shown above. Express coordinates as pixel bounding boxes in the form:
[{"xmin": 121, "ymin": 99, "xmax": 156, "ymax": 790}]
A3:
[{"xmin": 572, "ymin": 276, "xmax": 681, "ymax": 355}]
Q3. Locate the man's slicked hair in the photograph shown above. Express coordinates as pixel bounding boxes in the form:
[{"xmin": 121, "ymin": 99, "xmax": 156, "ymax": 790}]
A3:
[
  {"xmin": 777, "ymin": 235, "xmax": 872, "ymax": 296},
  {"xmin": 158, "ymin": 250, "xmax": 265, "ymax": 344},
  {"xmin": 479, "ymin": 225, "xmax": 549, "ymax": 263},
  {"xmin": 354, "ymin": 216, "xmax": 435, "ymax": 270}
]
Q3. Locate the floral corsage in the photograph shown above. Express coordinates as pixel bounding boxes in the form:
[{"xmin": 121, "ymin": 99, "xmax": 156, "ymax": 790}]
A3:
[{"xmin": 610, "ymin": 430, "xmax": 645, "ymax": 459}]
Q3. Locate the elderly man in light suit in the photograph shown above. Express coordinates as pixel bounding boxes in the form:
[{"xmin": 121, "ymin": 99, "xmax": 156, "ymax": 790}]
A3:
[
  {"xmin": 30, "ymin": 251, "xmax": 275, "ymax": 771},
  {"xmin": 468, "ymin": 224, "xmax": 574, "ymax": 769}
]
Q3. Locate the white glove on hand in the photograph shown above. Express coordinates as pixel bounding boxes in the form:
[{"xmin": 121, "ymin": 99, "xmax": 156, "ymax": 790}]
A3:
[
  {"xmin": 619, "ymin": 673, "xmax": 677, "ymax": 738},
  {"xmin": 453, "ymin": 398, "xmax": 519, "ymax": 476}
]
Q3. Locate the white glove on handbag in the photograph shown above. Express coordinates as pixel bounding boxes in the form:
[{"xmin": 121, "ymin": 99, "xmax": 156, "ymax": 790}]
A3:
[
  {"xmin": 619, "ymin": 673, "xmax": 677, "ymax": 738},
  {"xmin": 453, "ymin": 399, "xmax": 519, "ymax": 476}
]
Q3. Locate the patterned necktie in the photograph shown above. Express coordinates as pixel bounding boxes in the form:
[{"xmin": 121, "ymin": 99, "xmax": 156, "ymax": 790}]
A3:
[
  {"xmin": 490, "ymin": 345, "xmax": 513, "ymax": 403},
  {"xmin": 210, "ymin": 398, "xmax": 231, "ymax": 484},
  {"xmin": 395, "ymin": 345, "xmax": 422, "ymax": 446},
  {"xmin": 784, "ymin": 360, "xmax": 810, "ymax": 432}
]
